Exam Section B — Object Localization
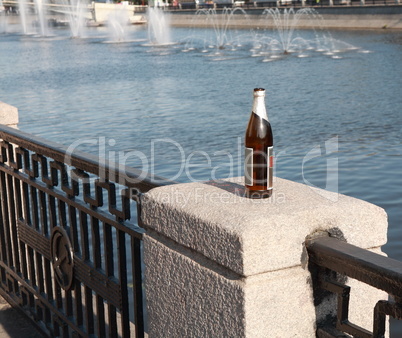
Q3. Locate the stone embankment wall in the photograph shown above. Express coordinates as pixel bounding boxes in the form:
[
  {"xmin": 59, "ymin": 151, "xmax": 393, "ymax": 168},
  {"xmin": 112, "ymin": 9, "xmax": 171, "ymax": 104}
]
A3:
[
  {"xmin": 3, "ymin": 5, "xmax": 402, "ymax": 29},
  {"xmin": 169, "ymin": 6, "xmax": 402, "ymax": 30},
  {"xmin": 0, "ymin": 102, "xmax": 18, "ymax": 128}
]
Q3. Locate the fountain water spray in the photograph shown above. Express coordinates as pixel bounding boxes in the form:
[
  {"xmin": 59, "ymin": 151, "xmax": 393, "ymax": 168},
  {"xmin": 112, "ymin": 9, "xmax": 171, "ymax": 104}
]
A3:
[
  {"xmin": 59, "ymin": 0, "xmax": 87, "ymax": 38},
  {"xmin": 147, "ymin": 7, "xmax": 171, "ymax": 45},
  {"xmin": 256, "ymin": 8, "xmax": 345, "ymax": 60},
  {"xmin": 0, "ymin": 0, "xmax": 6, "ymax": 33},
  {"xmin": 1, "ymin": 5, "xmax": 361, "ymax": 61},
  {"xmin": 198, "ymin": 8, "xmax": 248, "ymax": 49},
  {"xmin": 17, "ymin": 0, "xmax": 28, "ymax": 34},
  {"xmin": 182, "ymin": 7, "xmax": 252, "ymax": 57},
  {"xmin": 33, "ymin": 0, "xmax": 49, "ymax": 36},
  {"xmin": 107, "ymin": 4, "xmax": 130, "ymax": 42},
  {"xmin": 263, "ymin": 8, "xmax": 307, "ymax": 54},
  {"xmin": 180, "ymin": 7, "xmax": 359, "ymax": 61}
]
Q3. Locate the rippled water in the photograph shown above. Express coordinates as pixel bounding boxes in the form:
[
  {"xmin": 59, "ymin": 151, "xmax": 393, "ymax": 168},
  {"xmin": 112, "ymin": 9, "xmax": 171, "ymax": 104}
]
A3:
[{"xmin": 1, "ymin": 24, "xmax": 402, "ymax": 334}]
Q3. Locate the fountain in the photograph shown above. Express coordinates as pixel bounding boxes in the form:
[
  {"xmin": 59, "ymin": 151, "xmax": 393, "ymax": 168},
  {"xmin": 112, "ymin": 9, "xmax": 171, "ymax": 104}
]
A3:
[
  {"xmin": 180, "ymin": 7, "xmax": 360, "ymax": 60},
  {"xmin": 0, "ymin": 5, "xmax": 362, "ymax": 60},
  {"xmin": 263, "ymin": 8, "xmax": 316, "ymax": 54},
  {"xmin": 200, "ymin": 7, "xmax": 248, "ymax": 49},
  {"xmin": 0, "ymin": 0, "xmax": 6, "ymax": 33},
  {"xmin": 147, "ymin": 7, "xmax": 172, "ymax": 45},
  {"xmin": 33, "ymin": 0, "xmax": 49, "ymax": 36},
  {"xmin": 254, "ymin": 8, "xmax": 357, "ymax": 60},
  {"xmin": 17, "ymin": 0, "xmax": 29, "ymax": 34},
  {"xmin": 106, "ymin": 4, "xmax": 130, "ymax": 42},
  {"xmin": 57, "ymin": 0, "xmax": 87, "ymax": 38},
  {"xmin": 183, "ymin": 7, "xmax": 251, "ymax": 55},
  {"xmin": 13, "ymin": 0, "xmax": 50, "ymax": 36}
]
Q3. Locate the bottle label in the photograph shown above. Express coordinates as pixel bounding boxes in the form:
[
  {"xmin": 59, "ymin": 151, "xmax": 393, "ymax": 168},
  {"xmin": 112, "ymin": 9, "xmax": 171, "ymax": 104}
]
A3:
[
  {"xmin": 244, "ymin": 146, "xmax": 274, "ymax": 189},
  {"xmin": 244, "ymin": 147, "xmax": 253, "ymax": 186},
  {"xmin": 267, "ymin": 146, "xmax": 273, "ymax": 190}
]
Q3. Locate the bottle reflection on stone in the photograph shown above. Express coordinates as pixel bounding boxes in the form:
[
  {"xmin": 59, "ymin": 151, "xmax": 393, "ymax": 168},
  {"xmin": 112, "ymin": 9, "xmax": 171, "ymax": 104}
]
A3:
[{"xmin": 244, "ymin": 88, "xmax": 273, "ymax": 199}]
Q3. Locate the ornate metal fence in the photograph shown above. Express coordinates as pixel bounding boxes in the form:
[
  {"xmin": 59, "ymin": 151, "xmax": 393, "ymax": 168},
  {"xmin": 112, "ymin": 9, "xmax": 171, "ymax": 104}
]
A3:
[
  {"xmin": 0, "ymin": 125, "xmax": 173, "ymax": 337},
  {"xmin": 307, "ymin": 234, "xmax": 402, "ymax": 337}
]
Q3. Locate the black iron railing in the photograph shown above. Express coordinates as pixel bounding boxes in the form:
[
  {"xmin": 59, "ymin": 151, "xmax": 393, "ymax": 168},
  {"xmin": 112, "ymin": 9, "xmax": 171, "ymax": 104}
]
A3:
[
  {"xmin": 307, "ymin": 234, "xmax": 402, "ymax": 337},
  {"xmin": 0, "ymin": 125, "xmax": 174, "ymax": 337}
]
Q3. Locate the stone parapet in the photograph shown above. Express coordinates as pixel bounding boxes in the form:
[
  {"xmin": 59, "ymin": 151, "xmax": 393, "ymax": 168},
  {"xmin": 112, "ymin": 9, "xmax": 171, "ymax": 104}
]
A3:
[
  {"xmin": 0, "ymin": 101, "xmax": 19, "ymax": 128},
  {"xmin": 169, "ymin": 12, "xmax": 402, "ymax": 30},
  {"xmin": 141, "ymin": 177, "xmax": 388, "ymax": 337},
  {"xmin": 142, "ymin": 177, "xmax": 387, "ymax": 276}
]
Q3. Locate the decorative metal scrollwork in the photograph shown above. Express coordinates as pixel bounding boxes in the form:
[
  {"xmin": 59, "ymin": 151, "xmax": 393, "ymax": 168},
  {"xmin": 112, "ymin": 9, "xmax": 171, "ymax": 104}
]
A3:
[
  {"xmin": 0, "ymin": 125, "xmax": 168, "ymax": 337},
  {"xmin": 50, "ymin": 227, "xmax": 74, "ymax": 291}
]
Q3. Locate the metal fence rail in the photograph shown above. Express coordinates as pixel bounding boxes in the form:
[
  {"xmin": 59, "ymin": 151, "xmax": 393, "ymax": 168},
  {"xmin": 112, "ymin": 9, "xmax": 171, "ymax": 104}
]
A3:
[
  {"xmin": 306, "ymin": 235, "xmax": 402, "ymax": 337},
  {"xmin": 0, "ymin": 125, "xmax": 173, "ymax": 337}
]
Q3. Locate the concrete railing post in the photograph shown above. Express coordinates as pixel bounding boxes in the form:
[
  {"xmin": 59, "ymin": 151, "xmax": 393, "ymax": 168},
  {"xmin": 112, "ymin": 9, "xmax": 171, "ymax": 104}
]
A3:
[
  {"xmin": 0, "ymin": 102, "xmax": 19, "ymax": 128},
  {"xmin": 141, "ymin": 177, "xmax": 388, "ymax": 337}
]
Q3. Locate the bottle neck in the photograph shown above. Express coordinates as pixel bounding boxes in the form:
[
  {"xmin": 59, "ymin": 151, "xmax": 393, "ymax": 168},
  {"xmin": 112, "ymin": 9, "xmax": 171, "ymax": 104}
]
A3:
[{"xmin": 252, "ymin": 95, "xmax": 268, "ymax": 122}]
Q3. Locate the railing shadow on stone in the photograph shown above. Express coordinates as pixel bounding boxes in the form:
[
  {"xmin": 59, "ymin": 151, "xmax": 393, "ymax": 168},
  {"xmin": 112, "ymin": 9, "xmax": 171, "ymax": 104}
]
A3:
[{"xmin": 0, "ymin": 124, "xmax": 174, "ymax": 337}]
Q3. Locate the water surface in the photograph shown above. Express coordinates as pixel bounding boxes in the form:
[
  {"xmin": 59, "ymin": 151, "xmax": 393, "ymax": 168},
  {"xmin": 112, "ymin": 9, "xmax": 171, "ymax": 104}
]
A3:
[{"xmin": 1, "ymin": 24, "xmax": 402, "ymax": 334}]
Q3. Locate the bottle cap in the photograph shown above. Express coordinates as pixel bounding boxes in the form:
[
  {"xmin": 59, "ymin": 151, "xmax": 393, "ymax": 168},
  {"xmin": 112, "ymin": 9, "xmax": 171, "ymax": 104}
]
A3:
[{"xmin": 253, "ymin": 88, "xmax": 265, "ymax": 97}]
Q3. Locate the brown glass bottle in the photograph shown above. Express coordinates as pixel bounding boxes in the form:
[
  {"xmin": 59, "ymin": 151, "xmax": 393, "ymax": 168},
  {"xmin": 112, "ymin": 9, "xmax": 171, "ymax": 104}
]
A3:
[{"xmin": 244, "ymin": 88, "xmax": 273, "ymax": 199}]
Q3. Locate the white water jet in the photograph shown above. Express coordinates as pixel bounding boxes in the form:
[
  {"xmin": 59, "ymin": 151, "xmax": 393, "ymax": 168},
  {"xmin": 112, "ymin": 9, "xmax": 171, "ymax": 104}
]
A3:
[
  {"xmin": 107, "ymin": 4, "xmax": 130, "ymax": 42},
  {"xmin": 264, "ymin": 8, "xmax": 302, "ymax": 53},
  {"xmin": 259, "ymin": 8, "xmax": 343, "ymax": 58},
  {"xmin": 180, "ymin": 7, "xmax": 360, "ymax": 60},
  {"xmin": 182, "ymin": 7, "xmax": 250, "ymax": 55},
  {"xmin": 147, "ymin": 7, "xmax": 171, "ymax": 45},
  {"xmin": 54, "ymin": 0, "xmax": 87, "ymax": 37},
  {"xmin": 64, "ymin": 0, "xmax": 87, "ymax": 38},
  {"xmin": 197, "ymin": 8, "xmax": 248, "ymax": 49},
  {"xmin": 0, "ymin": 0, "xmax": 6, "ymax": 33},
  {"xmin": 33, "ymin": 0, "xmax": 49, "ymax": 36},
  {"xmin": 17, "ymin": 0, "xmax": 28, "ymax": 34}
]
